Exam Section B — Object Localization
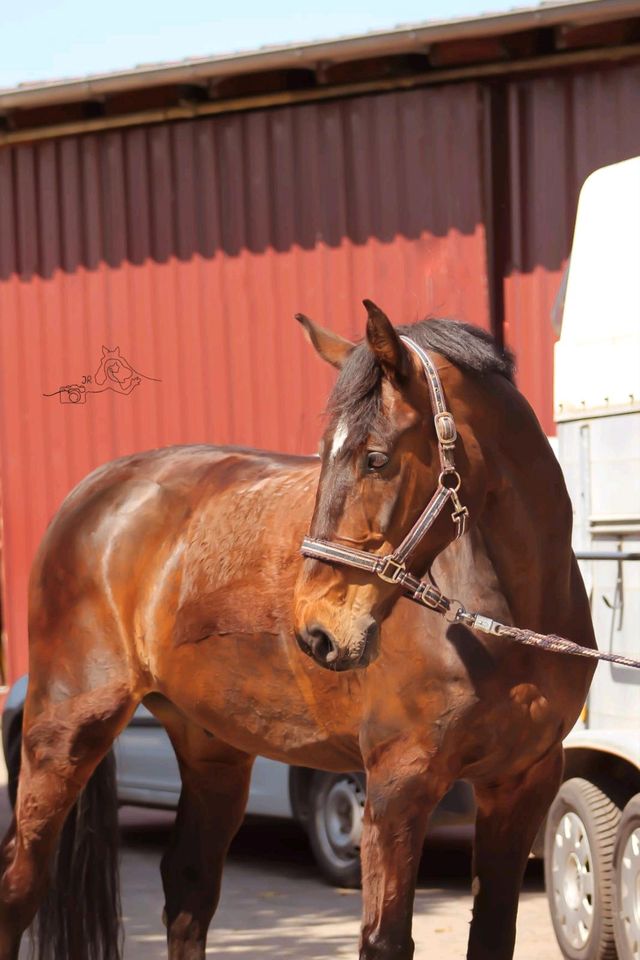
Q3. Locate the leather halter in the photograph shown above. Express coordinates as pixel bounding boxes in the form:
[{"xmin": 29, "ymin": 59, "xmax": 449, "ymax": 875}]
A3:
[{"xmin": 300, "ymin": 337, "xmax": 469, "ymax": 613}]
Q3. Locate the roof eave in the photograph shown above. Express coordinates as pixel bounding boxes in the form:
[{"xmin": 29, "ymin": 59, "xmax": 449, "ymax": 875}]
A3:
[{"xmin": 0, "ymin": 0, "xmax": 636, "ymax": 112}]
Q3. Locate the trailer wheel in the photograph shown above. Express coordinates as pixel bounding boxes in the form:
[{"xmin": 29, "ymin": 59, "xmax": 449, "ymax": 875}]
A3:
[
  {"xmin": 307, "ymin": 771, "xmax": 365, "ymax": 888},
  {"xmin": 545, "ymin": 778, "xmax": 622, "ymax": 960},
  {"xmin": 612, "ymin": 793, "xmax": 640, "ymax": 960}
]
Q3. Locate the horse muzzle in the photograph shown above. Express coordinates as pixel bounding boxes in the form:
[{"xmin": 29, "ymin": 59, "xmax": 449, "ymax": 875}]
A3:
[{"xmin": 295, "ymin": 616, "xmax": 380, "ymax": 671}]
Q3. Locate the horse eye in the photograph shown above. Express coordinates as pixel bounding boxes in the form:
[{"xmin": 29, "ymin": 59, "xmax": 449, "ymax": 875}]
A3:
[{"xmin": 366, "ymin": 451, "xmax": 389, "ymax": 472}]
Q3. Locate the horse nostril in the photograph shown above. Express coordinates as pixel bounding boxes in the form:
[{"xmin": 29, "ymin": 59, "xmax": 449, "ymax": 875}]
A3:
[
  {"xmin": 295, "ymin": 631, "xmax": 312, "ymax": 658},
  {"xmin": 307, "ymin": 625, "xmax": 339, "ymax": 665}
]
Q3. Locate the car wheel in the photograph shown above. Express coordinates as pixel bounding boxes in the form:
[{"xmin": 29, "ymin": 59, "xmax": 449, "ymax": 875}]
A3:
[
  {"xmin": 307, "ymin": 771, "xmax": 365, "ymax": 888},
  {"xmin": 545, "ymin": 777, "xmax": 623, "ymax": 960},
  {"xmin": 612, "ymin": 793, "xmax": 640, "ymax": 960},
  {"xmin": 6, "ymin": 722, "xmax": 22, "ymax": 809}
]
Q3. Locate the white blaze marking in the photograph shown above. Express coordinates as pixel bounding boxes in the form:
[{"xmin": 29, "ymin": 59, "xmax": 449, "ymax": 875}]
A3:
[{"xmin": 330, "ymin": 419, "xmax": 349, "ymax": 459}]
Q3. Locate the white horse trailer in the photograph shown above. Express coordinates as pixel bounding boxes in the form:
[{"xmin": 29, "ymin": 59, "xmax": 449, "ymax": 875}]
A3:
[{"xmin": 546, "ymin": 156, "xmax": 640, "ymax": 960}]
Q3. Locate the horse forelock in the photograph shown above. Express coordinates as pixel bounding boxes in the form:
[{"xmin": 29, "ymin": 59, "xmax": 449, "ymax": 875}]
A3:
[{"xmin": 326, "ymin": 347, "xmax": 383, "ymax": 455}]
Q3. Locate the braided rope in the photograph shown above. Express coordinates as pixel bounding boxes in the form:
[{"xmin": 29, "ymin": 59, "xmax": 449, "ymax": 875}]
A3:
[
  {"xmin": 458, "ymin": 612, "xmax": 640, "ymax": 669},
  {"xmin": 501, "ymin": 627, "xmax": 640, "ymax": 669}
]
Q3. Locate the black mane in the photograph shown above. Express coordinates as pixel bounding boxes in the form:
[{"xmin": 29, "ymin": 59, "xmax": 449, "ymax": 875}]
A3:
[{"xmin": 327, "ymin": 317, "xmax": 515, "ymax": 448}]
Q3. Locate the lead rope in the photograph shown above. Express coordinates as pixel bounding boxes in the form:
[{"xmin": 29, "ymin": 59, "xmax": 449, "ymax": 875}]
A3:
[{"xmin": 453, "ymin": 607, "xmax": 640, "ymax": 670}]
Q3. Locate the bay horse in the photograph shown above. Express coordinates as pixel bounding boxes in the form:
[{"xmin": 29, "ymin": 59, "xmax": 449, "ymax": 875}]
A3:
[{"xmin": 0, "ymin": 303, "xmax": 595, "ymax": 960}]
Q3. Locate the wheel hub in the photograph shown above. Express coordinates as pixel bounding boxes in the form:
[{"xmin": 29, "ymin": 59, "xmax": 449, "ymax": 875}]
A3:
[
  {"xmin": 324, "ymin": 778, "xmax": 364, "ymax": 855},
  {"xmin": 563, "ymin": 852, "xmax": 583, "ymax": 910},
  {"xmin": 551, "ymin": 811, "xmax": 594, "ymax": 949}
]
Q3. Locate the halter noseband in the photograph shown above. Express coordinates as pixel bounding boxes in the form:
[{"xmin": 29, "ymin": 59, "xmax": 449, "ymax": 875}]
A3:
[{"xmin": 300, "ymin": 337, "xmax": 469, "ymax": 613}]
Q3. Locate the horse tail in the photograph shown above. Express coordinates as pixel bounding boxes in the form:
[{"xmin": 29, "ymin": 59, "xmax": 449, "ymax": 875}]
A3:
[{"xmin": 32, "ymin": 752, "xmax": 122, "ymax": 960}]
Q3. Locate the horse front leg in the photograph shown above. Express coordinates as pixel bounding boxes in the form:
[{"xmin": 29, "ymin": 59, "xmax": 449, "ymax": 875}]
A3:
[
  {"xmin": 467, "ymin": 744, "xmax": 564, "ymax": 960},
  {"xmin": 359, "ymin": 741, "xmax": 449, "ymax": 960}
]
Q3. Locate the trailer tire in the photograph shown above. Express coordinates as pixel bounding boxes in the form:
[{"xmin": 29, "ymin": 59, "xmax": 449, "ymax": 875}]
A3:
[
  {"xmin": 612, "ymin": 793, "xmax": 640, "ymax": 960},
  {"xmin": 545, "ymin": 777, "xmax": 622, "ymax": 960},
  {"xmin": 307, "ymin": 771, "xmax": 365, "ymax": 888}
]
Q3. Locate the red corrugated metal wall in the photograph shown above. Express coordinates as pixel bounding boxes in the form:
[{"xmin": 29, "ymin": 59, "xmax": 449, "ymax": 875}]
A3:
[
  {"xmin": 502, "ymin": 62, "xmax": 640, "ymax": 429},
  {"xmin": 2, "ymin": 61, "xmax": 640, "ymax": 685},
  {"xmin": 0, "ymin": 83, "xmax": 490, "ymax": 683}
]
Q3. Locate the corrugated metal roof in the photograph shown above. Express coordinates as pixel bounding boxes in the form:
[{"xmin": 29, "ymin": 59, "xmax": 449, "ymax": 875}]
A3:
[{"xmin": 0, "ymin": 0, "xmax": 635, "ymax": 110}]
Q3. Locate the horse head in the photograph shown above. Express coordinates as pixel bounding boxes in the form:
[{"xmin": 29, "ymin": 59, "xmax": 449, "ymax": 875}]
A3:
[{"xmin": 292, "ymin": 301, "xmax": 510, "ymax": 672}]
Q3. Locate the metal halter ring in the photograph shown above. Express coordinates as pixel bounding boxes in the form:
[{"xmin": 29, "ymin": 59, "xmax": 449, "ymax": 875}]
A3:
[
  {"xmin": 444, "ymin": 598, "xmax": 468, "ymax": 624},
  {"xmin": 439, "ymin": 469, "xmax": 462, "ymax": 493}
]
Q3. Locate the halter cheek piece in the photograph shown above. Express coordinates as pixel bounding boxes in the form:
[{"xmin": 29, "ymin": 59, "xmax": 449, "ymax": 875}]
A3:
[{"xmin": 300, "ymin": 336, "xmax": 468, "ymax": 614}]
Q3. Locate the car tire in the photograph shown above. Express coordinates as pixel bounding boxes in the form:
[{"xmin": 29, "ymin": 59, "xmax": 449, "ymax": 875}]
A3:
[
  {"xmin": 612, "ymin": 793, "xmax": 640, "ymax": 960},
  {"xmin": 545, "ymin": 777, "xmax": 623, "ymax": 960},
  {"xmin": 6, "ymin": 721, "xmax": 22, "ymax": 810},
  {"xmin": 307, "ymin": 771, "xmax": 365, "ymax": 888}
]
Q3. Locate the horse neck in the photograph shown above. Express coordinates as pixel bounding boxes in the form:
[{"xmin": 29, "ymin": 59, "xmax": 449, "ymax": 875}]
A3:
[
  {"xmin": 433, "ymin": 526, "xmax": 514, "ymax": 626},
  {"xmin": 470, "ymin": 381, "xmax": 585, "ymax": 636}
]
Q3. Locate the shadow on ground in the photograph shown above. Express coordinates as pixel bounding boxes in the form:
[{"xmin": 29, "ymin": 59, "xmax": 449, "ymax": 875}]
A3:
[
  {"xmin": 0, "ymin": 780, "xmax": 555, "ymax": 960},
  {"xmin": 121, "ymin": 807, "xmax": 544, "ymax": 890},
  {"xmin": 118, "ymin": 808, "xmax": 548, "ymax": 959}
]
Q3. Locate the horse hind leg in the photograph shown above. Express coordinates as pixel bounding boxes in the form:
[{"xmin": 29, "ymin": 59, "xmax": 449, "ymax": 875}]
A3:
[
  {"xmin": 0, "ymin": 676, "xmax": 136, "ymax": 960},
  {"xmin": 153, "ymin": 706, "xmax": 254, "ymax": 960},
  {"xmin": 467, "ymin": 744, "xmax": 564, "ymax": 960}
]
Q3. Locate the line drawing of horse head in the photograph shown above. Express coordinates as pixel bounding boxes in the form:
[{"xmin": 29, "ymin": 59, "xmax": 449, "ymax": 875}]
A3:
[{"xmin": 93, "ymin": 346, "xmax": 142, "ymax": 395}]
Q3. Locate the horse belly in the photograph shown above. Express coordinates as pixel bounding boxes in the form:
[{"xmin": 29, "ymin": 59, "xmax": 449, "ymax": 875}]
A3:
[{"xmin": 154, "ymin": 632, "xmax": 365, "ymax": 772}]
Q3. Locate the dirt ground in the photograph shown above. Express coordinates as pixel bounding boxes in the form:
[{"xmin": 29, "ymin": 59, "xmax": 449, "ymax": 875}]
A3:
[{"xmin": 0, "ymin": 757, "xmax": 562, "ymax": 959}]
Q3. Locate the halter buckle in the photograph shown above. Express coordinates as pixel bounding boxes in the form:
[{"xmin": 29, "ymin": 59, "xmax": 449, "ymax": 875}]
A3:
[
  {"xmin": 451, "ymin": 505, "xmax": 469, "ymax": 538},
  {"xmin": 449, "ymin": 486, "xmax": 469, "ymax": 538},
  {"xmin": 413, "ymin": 582, "xmax": 449, "ymax": 613},
  {"xmin": 434, "ymin": 412, "xmax": 457, "ymax": 447},
  {"xmin": 377, "ymin": 556, "xmax": 406, "ymax": 584}
]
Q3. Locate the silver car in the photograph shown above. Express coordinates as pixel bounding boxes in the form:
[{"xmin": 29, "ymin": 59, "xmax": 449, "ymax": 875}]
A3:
[{"xmin": 2, "ymin": 675, "xmax": 475, "ymax": 887}]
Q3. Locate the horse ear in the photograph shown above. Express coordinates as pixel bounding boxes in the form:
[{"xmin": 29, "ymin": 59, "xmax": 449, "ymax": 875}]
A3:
[
  {"xmin": 102, "ymin": 345, "xmax": 108, "ymax": 355},
  {"xmin": 295, "ymin": 314, "xmax": 355, "ymax": 370},
  {"xmin": 114, "ymin": 346, "xmax": 120, "ymax": 355},
  {"xmin": 363, "ymin": 299, "xmax": 409, "ymax": 383}
]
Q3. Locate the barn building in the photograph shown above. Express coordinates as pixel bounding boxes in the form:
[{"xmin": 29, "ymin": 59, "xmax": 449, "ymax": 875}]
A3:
[{"xmin": 1, "ymin": 0, "xmax": 640, "ymax": 687}]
